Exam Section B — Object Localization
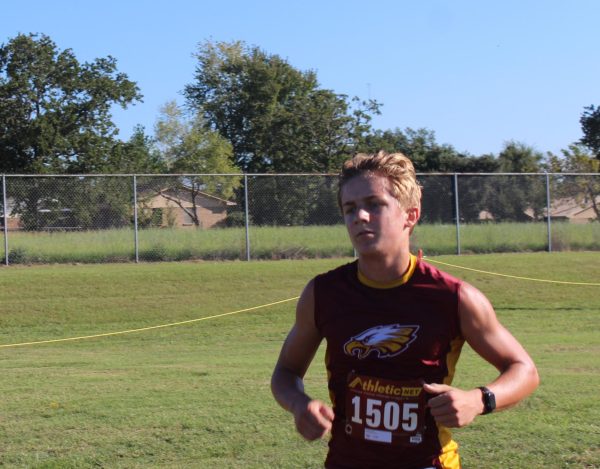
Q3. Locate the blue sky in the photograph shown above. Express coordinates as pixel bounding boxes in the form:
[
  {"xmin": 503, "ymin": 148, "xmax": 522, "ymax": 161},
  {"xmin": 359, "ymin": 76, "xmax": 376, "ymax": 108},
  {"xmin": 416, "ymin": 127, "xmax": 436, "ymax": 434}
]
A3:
[{"xmin": 3, "ymin": 0, "xmax": 599, "ymax": 157}]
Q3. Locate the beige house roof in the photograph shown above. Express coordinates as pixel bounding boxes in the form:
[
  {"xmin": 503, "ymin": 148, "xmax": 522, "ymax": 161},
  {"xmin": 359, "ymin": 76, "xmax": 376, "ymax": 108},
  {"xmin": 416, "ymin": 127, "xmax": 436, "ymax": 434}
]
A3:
[
  {"xmin": 138, "ymin": 186, "xmax": 237, "ymax": 229},
  {"xmin": 477, "ymin": 196, "xmax": 599, "ymax": 223},
  {"xmin": 546, "ymin": 196, "xmax": 598, "ymax": 221},
  {"xmin": 521, "ymin": 196, "xmax": 599, "ymax": 223},
  {"xmin": 140, "ymin": 187, "xmax": 237, "ymax": 209}
]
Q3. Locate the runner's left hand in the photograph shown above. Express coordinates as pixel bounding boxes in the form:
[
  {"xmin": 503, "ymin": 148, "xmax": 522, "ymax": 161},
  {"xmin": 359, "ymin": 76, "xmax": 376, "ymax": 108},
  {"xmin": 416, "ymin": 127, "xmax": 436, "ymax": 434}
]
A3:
[{"xmin": 423, "ymin": 383, "xmax": 484, "ymax": 428}]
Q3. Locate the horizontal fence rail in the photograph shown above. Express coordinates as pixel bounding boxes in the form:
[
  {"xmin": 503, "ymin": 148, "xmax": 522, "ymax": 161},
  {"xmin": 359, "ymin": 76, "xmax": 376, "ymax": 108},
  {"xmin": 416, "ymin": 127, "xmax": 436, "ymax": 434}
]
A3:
[{"xmin": 1, "ymin": 173, "xmax": 599, "ymax": 265}]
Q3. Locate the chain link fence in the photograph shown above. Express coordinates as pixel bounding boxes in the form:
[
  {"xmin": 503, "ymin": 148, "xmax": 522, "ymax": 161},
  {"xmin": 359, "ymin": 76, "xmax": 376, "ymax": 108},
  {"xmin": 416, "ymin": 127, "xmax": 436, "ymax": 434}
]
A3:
[{"xmin": 1, "ymin": 173, "xmax": 599, "ymax": 265}]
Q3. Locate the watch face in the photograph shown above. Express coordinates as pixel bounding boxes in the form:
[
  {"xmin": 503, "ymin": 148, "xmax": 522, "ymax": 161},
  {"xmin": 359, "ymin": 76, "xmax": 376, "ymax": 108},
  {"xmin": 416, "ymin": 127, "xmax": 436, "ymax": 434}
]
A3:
[
  {"xmin": 486, "ymin": 391, "xmax": 496, "ymax": 411},
  {"xmin": 480, "ymin": 387, "xmax": 496, "ymax": 414}
]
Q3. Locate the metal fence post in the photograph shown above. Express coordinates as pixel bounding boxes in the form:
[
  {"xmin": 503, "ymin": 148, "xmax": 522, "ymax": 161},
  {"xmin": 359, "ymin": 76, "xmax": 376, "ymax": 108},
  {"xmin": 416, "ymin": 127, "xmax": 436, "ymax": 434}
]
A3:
[
  {"xmin": 545, "ymin": 172, "xmax": 552, "ymax": 253},
  {"xmin": 244, "ymin": 174, "xmax": 251, "ymax": 261},
  {"xmin": 453, "ymin": 173, "xmax": 461, "ymax": 255},
  {"xmin": 133, "ymin": 175, "xmax": 139, "ymax": 263},
  {"xmin": 2, "ymin": 175, "xmax": 8, "ymax": 266}
]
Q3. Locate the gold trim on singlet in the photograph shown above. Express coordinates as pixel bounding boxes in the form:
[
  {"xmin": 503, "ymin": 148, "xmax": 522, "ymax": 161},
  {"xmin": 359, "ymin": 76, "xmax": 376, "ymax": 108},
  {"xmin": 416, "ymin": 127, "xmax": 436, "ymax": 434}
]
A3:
[
  {"xmin": 324, "ymin": 347, "xmax": 336, "ymax": 407},
  {"xmin": 437, "ymin": 335, "xmax": 466, "ymax": 469},
  {"xmin": 357, "ymin": 254, "xmax": 418, "ymax": 289}
]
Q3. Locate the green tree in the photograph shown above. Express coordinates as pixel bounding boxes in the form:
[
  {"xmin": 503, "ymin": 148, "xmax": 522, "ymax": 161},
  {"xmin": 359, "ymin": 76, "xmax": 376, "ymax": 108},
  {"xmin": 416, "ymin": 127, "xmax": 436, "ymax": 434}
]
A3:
[
  {"xmin": 547, "ymin": 144, "xmax": 600, "ymax": 221},
  {"xmin": 497, "ymin": 141, "xmax": 543, "ymax": 172},
  {"xmin": 152, "ymin": 101, "xmax": 241, "ymax": 227},
  {"xmin": 359, "ymin": 127, "xmax": 500, "ymax": 223},
  {"xmin": 107, "ymin": 126, "xmax": 164, "ymax": 174},
  {"xmin": 184, "ymin": 40, "xmax": 378, "ymax": 173},
  {"xmin": 580, "ymin": 105, "xmax": 600, "ymax": 159},
  {"xmin": 483, "ymin": 142, "xmax": 546, "ymax": 222},
  {"xmin": 358, "ymin": 127, "xmax": 500, "ymax": 173},
  {"xmin": 0, "ymin": 33, "xmax": 141, "ymax": 173},
  {"xmin": 10, "ymin": 175, "xmax": 133, "ymax": 232}
]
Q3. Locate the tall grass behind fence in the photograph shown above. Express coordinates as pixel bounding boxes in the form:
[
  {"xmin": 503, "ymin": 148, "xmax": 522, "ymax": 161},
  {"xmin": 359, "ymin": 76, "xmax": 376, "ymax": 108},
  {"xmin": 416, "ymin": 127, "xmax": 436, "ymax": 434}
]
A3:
[{"xmin": 1, "ymin": 173, "xmax": 599, "ymax": 264}]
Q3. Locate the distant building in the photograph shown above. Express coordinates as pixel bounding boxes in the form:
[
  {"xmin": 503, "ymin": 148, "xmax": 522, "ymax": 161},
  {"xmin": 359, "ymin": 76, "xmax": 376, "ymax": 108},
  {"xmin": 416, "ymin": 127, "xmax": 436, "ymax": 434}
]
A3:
[
  {"xmin": 543, "ymin": 196, "xmax": 599, "ymax": 224},
  {"xmin": 0, "ymin": 198, "xmax": 22, "ymax": 230},
  {"xmin": 476, "ymin": 196, "xmax": 599, "ymax": 223},
  {"xmin": 1, "ymin": 187, "xmax": 238, "ymax": 231},
  {"xmin": 139, "ymin": 187, "xmax": 237, "ymax": 229}
]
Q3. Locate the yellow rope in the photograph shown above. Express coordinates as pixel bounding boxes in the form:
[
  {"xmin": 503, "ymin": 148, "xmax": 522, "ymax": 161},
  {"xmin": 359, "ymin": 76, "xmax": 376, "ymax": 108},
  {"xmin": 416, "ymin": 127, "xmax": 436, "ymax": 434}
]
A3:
[
  {"xmin": 0, "ymin": 296, "xmax": 299, "ymax": 349},
  {"xmin": 426, "ymin": 259, "xmax": 600, "ymax": 286},
  {"xmin": 4, "ymin": 257, "xmax": 597, "ymax": 349}
]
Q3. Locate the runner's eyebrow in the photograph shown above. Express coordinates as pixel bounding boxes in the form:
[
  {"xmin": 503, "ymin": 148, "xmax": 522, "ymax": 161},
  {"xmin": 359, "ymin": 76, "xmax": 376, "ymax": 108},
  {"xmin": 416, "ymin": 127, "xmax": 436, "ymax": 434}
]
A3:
[{"xmin": 343, "ymin": 195, "xmax": 384, "ymax": 206}]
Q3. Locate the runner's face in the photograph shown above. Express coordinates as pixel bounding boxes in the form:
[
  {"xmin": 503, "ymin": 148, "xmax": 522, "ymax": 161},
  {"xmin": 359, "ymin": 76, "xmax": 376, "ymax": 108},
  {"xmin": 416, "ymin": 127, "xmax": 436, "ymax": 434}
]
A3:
[{"xmin": 340, "ymin": 174, "xmax": 415, "ymax": 256}]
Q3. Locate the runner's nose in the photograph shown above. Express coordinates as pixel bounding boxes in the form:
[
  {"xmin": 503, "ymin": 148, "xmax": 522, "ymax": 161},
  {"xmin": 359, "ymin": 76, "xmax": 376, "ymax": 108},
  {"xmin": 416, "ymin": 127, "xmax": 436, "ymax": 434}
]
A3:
[{"xmin": 355, "ymin": 208, "xmax": 369, "ymax": 223}]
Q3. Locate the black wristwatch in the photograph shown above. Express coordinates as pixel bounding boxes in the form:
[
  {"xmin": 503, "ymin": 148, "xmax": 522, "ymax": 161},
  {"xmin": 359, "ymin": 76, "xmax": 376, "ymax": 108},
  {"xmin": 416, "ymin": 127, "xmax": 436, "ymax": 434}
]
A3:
[{"xmin": 478, "ymin": 386, "xmax": 496, "ymax": 415}]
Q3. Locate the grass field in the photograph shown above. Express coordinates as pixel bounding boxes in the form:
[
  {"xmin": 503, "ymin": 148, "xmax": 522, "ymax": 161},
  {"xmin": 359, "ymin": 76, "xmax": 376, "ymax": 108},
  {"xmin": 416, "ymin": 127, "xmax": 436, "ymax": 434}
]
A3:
[
  {"xmin": 2, "ymin": 222, "xmax": 600, "ymax": 264},
  {"xmin": 0, "ymin": 253, "xmax": 599, "ymax": 468}
]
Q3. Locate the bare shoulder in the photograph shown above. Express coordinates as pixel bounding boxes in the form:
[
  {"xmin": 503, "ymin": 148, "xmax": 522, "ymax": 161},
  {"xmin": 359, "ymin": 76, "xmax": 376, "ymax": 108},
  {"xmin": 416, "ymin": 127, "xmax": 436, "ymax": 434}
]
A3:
[
  {"xmin": 295, "ymin": 278, "xmax": 316, "ymax": 329},
  {"xmin": 458, "ymin": 281, "xmax": 497, "ymax": 330},
  {"xmin": 273, "ymin": 279, "xmax": 322, "ymax": 377}
]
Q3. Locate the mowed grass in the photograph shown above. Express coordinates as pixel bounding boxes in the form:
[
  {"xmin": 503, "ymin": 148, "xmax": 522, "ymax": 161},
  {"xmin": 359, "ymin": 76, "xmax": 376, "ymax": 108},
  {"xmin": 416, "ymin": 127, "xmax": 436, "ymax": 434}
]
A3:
[
  {"xmin": 0, "ymin": 252, "xmax": 599, "ymax": 468},
  {"xmin": 3, "ymin": 221, "xmax": 600, "ymax": 264}
]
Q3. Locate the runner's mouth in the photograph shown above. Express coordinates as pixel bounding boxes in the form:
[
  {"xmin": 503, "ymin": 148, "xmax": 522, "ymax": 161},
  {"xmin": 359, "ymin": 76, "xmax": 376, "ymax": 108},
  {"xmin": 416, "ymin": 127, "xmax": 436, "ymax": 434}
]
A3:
[{"xmin": 356, "ymin": 230, "xmax": 375, "ymax": 238}]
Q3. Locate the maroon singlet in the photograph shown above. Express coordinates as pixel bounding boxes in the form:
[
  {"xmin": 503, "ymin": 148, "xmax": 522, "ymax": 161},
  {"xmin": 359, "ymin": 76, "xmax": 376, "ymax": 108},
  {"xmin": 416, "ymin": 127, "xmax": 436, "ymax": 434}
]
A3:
[{"xmin": 314, "ymin": 257, "xmax": 464, "ymax": 469}]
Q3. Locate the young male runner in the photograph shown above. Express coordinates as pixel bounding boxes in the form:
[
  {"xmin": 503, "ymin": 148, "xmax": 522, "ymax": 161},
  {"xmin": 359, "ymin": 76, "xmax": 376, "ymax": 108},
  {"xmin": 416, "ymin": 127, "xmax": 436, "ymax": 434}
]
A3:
[{"xmin": 271, "ymin": 151, "xmax": 539, "ymax": 468}]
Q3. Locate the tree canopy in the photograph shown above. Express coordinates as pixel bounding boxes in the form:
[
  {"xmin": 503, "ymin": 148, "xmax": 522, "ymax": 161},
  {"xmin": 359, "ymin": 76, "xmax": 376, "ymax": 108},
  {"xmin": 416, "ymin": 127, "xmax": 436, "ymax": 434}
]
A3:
[
  {"xmin": 580, "ymin": 105, "xmax": 600, "ymax": 159},
  {"xmin": 482, "ymin": 142, "xmax": 546, "ymax": 222},
  {"xmin": 1, "ymin": 32, "xmax": 597, "ymax": 179},
  {"xmin": 106, "ymin": 126, "xmax": 163, "ymax": 174},
  {"xmin": 547, "ymin": 144, "xmax": 600, "ymax": 221},
  {"xmin": 184, "ymin": 40, "xmax": 379, "ymax": 173},
  {"xmin": 358, "ymin": 127, "xmax": 500, "ymax": 173},
  {"xmin": 154, "ymin": 100, "xmax": 239, "ymax": 192},
  {"xmin": 150, "ymin": 101, "xmax": 241, "ymax": 227},
  {"xmin": 0, "ymin": 33, "xmax": 141, "ymax": 173}
]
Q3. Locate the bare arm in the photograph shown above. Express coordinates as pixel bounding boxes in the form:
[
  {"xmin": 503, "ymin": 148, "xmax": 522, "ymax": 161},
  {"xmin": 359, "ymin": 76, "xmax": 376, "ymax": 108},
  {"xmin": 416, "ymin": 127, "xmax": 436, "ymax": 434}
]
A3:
[
  {"xmin": 271, "ymin": 280, "xmax": 334, "ymax": 440},
  {"xmin": 425, "ymin": 281, "xmax": 539, "ymax": 427}
]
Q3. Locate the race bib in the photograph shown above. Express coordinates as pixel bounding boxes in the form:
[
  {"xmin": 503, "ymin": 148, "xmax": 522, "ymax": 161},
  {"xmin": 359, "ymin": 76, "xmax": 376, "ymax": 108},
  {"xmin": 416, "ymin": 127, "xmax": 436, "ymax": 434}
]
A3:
[{"xmin": 345, "ymin": 373, "xmax": 426, "ymax": 446}]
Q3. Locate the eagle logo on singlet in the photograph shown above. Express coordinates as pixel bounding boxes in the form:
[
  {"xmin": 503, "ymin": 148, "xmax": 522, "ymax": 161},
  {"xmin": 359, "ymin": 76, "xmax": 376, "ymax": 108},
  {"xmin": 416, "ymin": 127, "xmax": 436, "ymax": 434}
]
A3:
[{"xmin": 344, "ymin": 324, "xmax": 419, "ymax": 359}]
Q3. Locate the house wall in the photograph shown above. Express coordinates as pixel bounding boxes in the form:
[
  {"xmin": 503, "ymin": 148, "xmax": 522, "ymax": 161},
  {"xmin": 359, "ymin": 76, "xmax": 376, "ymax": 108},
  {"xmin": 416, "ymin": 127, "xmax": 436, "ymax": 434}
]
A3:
[
  {"xmin": 567, "ymin": 207, "xmax": 598, "ymax": 224},
  {"xmin": 140, "ymin": 191, "xmax": 232, "ymax": 229},
  {"xmin": 169, "ymin": 205, "xmax": 227, "ymax": 229},
  {"xmin": 0, "ymin": 216, "xmax": 22, "ymax": 230}
]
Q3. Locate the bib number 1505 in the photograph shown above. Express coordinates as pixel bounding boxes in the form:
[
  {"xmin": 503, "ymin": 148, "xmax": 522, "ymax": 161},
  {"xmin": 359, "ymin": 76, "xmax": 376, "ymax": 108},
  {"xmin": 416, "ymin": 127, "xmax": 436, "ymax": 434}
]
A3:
[{"xmin": 351, "ymin": 395, "xmax": 419, "ymax": 432}]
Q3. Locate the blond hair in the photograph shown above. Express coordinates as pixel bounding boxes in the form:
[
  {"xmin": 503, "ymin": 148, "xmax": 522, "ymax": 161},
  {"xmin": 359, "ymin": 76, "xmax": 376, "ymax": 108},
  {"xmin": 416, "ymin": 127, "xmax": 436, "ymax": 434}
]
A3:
[{"xmin": 338, "ymin": 151, "xmax": 422, "ymax": 209}]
